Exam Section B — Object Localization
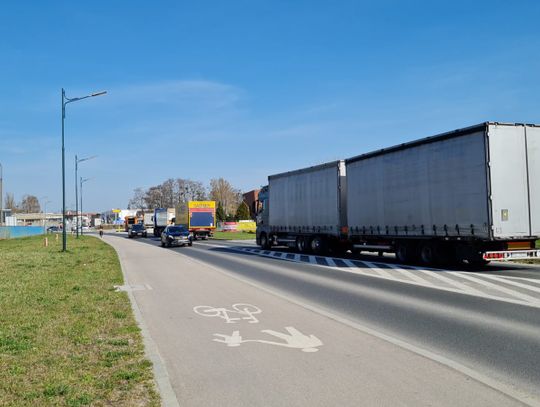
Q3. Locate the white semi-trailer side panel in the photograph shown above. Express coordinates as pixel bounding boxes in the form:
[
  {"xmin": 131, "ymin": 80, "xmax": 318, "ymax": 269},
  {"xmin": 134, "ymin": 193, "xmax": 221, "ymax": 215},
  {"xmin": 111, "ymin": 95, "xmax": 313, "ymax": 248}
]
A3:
[
  {"xmin": 488, "ymin": 123, "xmax": 540, "ymax": 239},
  {"xmin": 346, "ymin": 129, "xmax": 490, "ymax": 238},
  {"xmin": 269, "ymin": 161, "xmax": 343, "ymax": 236}
]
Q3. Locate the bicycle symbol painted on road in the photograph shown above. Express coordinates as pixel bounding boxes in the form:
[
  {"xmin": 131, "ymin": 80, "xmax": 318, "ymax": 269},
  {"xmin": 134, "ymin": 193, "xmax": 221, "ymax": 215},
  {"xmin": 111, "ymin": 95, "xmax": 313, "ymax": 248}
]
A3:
[{"xmin": 193, "ymin": 303, "xmax": 262, "ymax": 324}]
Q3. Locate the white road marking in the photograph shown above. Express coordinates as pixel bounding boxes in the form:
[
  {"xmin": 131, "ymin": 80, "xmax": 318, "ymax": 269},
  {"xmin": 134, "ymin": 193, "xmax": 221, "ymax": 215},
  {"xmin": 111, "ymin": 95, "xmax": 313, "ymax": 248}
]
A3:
[
  {"xmin": 193, "ymin": 303, "xmax": 262, "ymax": 324},
  {"xmin": 167, "ymin": 249, "xmax": 539, "ymax": 406},
  {"xmin": 467, "ymin": 273, "xmax": 540, "ymax": 294},
  {"xmin": 411, "ymin": 269, "xmax": 488, "ymax": 297},
  {"xmin": 187, "ymin": 244, "xmax": 540, "ymax": 309},
  {"xmin": 325, "ymin": 258, "xmax": 337, "ymax": 267},
  {"xmin": 454, "ymin": 272, "xmax": 540, "ymax": 304},
  {"xmin": 213, "ymin": 327, "xmax": 323, "ymax": 352},
  {"xmin": 386, "ymin": 264, "xmax": 433, "ymax": 285}
]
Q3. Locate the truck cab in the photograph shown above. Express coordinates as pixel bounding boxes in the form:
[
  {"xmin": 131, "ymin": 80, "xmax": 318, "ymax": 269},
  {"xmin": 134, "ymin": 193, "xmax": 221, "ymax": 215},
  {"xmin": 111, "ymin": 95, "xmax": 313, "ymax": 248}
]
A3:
[{"xmin": 255, "ymin": 186, "xmax": 271, "ymax": 248}]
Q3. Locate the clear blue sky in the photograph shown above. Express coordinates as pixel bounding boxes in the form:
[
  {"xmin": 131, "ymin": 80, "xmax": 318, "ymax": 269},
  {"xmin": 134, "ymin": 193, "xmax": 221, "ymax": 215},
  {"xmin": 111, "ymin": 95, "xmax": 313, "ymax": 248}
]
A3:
[{"xmin": 1, "ymin": 0, "xmax": 539, "ymax": 212}]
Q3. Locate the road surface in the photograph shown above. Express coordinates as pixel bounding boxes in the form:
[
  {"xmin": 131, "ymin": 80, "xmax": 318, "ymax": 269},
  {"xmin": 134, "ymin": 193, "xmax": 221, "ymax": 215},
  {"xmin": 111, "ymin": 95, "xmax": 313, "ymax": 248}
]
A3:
[{"xmin": 102, "ymin": 233, "xmax": 540, "ymax": 406}]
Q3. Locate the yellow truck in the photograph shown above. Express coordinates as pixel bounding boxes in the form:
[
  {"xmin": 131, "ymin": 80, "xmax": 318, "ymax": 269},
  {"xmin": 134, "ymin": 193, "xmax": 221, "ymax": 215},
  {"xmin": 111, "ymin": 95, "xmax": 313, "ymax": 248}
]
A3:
[{"xmin": 175, "ymin": 201, "xmax": 216, "ymax": 240}]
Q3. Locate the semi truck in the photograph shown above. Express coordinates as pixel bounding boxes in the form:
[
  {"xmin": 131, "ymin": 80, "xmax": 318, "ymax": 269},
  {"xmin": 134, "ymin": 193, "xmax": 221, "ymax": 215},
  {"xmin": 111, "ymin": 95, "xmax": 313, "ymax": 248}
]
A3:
[
  {"xmin": 256, "ymin": 122, "xmax": 540, "ymax": 266},
  {"xmin": 175, "ymin": 201, "xmax": 216, "ymax": 240},
  {"xmin": 153, "ymin": 208, "xmax": 169, "ymax": 237}
]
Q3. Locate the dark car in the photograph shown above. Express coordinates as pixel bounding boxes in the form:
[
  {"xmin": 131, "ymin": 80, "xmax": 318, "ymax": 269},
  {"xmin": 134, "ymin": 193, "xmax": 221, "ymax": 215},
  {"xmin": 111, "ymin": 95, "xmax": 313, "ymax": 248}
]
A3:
[
  {"xmin": 128, "ymin": 223, "xmax": 147, "ymax": 238},
  {"xmin": 161, "ymin": 225, "xmax": 193, "ymax": 247},
  {"xmin": 46, "ymin": 226, "xmax": 60, "ymax": 233}
]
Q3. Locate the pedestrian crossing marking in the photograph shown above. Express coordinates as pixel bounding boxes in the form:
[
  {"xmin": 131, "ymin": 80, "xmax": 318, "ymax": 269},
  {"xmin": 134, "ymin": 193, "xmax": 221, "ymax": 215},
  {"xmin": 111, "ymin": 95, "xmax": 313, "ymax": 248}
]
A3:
[{"xmin": 236, "ymin": 247, "xmax": 540, "ymax": 309}]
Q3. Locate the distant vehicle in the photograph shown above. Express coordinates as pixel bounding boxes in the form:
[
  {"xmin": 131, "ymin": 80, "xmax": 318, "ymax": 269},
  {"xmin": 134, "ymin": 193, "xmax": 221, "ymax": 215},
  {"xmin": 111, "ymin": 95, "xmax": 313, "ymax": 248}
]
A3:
[
  {"xmin": 153, "ymin": 208, "xmax": 169, "ymax": 237},
  {"xmin": 256, "ymin": 122, "xmax": 540, "ymax": 266},
  {"xmin": 47, "ymin": 226, "xmax": 60, "ymax": 233},
  {"xmin": 175, "ymin": 201, "xmax": 216, "ymax": 240},
  {"xmin": 124, "ymin": 215, "xmax": 142, "ymax": 232},
  {"xmin": 143, "ymin": 213, "xmax": 154, "ymax": 228},
  {"xmin": 128, "ymin": 223, "xmax": 147, "ymax": 238},
  {"xmin": 161, "ymin": 225, "xmax": 193, "ymax": 247}
]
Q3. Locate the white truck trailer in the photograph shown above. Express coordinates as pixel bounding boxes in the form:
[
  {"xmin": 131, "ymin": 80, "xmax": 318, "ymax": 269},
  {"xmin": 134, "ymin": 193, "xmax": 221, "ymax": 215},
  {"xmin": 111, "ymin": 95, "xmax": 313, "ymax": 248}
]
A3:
[{"xmin": 256, "ymin": 122, "xmax": 540, "ymax": 266}]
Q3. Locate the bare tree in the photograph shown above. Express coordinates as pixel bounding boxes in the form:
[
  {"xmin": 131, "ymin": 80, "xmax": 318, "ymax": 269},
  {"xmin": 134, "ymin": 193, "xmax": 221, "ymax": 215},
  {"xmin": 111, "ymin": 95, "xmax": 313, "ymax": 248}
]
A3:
[
  {"xmin": 177, "ymin": 178, "xmax": 207, "ymax": 203},
  {"xmin": 209, "ymin": 178, "xmax": 242, "ymax": 216},
  {"xmin": 160, "ymin": 179, "xmax": 176, "ymax": 208},
  {"xmin": 128, "ymin": 177, "xmax": 212, "ymax": 211},
  {"xmin": 5, "ymin": 192, "xmax": 15, "ymax": 210},
  {"xmin": 144, "ymin": 186, "xmax": 164, "ymax": 209},
  {"xmin": 128, "ymin": 187, "xmax": 147, "ymax": 210},
  {"xmin": 19, "ymin": 195, "xmax": 41, "ymax": 213}
]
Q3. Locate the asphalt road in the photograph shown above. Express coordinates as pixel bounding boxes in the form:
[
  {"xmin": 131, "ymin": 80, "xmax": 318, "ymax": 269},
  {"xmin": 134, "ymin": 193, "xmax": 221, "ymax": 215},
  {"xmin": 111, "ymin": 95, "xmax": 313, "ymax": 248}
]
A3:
[{"xmin": 103, "ymin": 233, "xmax": 540, "ymax": 406}]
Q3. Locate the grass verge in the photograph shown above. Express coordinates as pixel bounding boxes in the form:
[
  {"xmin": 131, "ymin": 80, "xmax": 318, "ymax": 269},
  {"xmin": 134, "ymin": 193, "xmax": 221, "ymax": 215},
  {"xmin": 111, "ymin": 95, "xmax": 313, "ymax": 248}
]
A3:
[
  {"xmin": 0, "ymin": 235, "xmax": 159, "ymax": 406},
  {"xmin": 211, "ymin": 231, "xmax": 256, "ymax": 240}
]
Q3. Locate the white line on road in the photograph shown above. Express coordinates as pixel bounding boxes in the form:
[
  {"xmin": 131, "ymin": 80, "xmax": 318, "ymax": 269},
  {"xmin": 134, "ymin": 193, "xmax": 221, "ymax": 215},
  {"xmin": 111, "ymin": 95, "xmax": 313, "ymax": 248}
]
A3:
[
  {"xmin": 167, "ymin": 248, "xmax": 540, "ymax": 407},
  {"xmin": 454, "ymin": 272, "xmax": 540, "ymax": 304}
]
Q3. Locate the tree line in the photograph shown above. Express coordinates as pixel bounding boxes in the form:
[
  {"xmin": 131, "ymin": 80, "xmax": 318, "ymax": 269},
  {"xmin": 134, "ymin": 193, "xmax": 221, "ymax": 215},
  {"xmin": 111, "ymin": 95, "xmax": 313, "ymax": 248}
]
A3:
[
  {"xmin": 3, "ymin": 193, "xmax": 41, "ymax": 213},
  {"xmin": 128, "ymin": 177, "xmax": 252, "ymax": 222}
]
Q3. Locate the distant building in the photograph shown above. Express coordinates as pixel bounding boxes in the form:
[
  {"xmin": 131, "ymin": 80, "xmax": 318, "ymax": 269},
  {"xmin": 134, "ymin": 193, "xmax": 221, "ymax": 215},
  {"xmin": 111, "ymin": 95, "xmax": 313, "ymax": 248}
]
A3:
[{"xmin": 242, "ymin": 189, "xmax": 260, "ymax": 220}]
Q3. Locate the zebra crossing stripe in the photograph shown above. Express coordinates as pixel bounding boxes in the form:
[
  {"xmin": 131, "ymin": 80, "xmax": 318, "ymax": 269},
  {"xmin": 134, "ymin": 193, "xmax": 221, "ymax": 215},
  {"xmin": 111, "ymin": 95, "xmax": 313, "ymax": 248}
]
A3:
[
  {"xmin": 454, "ymin": 272, "xmax": 540, "ymax": 304},
  {"xmin": 387, "ymin": 264, "xmax": 433, "ymax": 285},
  {"xmin": 468, "ymin": 273, "xmax": 540, "ymax": 294}
]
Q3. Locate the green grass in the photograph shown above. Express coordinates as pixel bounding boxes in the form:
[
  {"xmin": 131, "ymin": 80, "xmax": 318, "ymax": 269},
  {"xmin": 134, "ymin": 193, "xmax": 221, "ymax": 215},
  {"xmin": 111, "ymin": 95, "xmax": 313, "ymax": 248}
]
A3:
[
  {"xmin": 0, "ymin": 235, "xmax": 159, "ymax": 406},
  {"xmin": 212, "ymin": 231, "xmax": 256, "ymax": 240}
]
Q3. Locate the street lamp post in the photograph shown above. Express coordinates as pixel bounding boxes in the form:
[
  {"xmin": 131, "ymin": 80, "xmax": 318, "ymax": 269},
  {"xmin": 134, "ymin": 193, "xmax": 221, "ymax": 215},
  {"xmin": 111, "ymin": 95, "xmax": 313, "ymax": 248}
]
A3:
[
  {"xmin": 61, "ymin": 88, "xmax": 106, "ymax": 251},
  {"xmin": 75, "ymin": 155, "xmax": 97, "ymax": 238},
  {"xmin": 80, "ymin": 177, "xmax": 91, "ymax": 236}
]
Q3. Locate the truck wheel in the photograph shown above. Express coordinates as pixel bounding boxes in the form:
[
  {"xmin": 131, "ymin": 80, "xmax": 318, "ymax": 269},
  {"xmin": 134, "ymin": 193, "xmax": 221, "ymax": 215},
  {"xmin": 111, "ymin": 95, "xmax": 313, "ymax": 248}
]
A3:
[
  {"xmin": 260, "ymin": 233, "xmax": 271, "ymax": 250},
  {"xmin": 396, "ymin": 243, "xmax": 415, "ymax": 264},
  {"xmin": 310, "ymin": 236, "xmax": 326, "ymax": 255},
  {"xmin": 420, "ymin": 243, "xmax": 436, "ymax": 265},
  {"xmin": 295, "ymin": 237, "xmax": 306, "ymax": 253},
  {"xmin": 468, "ymin": 259, "xmax": 490, "ymax": 268}
]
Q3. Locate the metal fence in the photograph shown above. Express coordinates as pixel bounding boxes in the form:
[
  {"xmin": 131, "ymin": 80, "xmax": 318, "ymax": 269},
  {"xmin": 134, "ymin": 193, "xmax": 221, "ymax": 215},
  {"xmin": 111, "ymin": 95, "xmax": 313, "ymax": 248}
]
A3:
[{"xmin": 0, "ymin": 226, "xmax": 45, "ymax": 239}]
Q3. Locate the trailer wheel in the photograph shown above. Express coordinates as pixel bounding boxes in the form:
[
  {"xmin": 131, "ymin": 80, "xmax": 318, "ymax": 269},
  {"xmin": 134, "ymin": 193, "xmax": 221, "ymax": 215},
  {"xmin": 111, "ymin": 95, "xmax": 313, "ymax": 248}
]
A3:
[
  {"xmin": 260, "ymin": 233, "xmax": 271, "ymax": 250},
  {"xmin": 295, "ymin": 237, "xmax": 306, "ymax": 253},
  {"xmin": 310, "ymin": 236, "xmax": 326, "ymax": 255},
  {"xmin": 396, "ymin": 243, "xmax": 415, "ymax": 264},
  {"xmin": 420, "ymin": 243, "xmax": 436, "ymax": 265}
]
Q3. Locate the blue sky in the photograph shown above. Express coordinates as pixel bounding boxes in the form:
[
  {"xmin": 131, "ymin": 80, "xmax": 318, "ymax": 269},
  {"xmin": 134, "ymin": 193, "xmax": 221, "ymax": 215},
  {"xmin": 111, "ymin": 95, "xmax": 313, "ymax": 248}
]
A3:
[{"xmin": 1, "ymin": 0, "xmax": 539, "ymax": 212}]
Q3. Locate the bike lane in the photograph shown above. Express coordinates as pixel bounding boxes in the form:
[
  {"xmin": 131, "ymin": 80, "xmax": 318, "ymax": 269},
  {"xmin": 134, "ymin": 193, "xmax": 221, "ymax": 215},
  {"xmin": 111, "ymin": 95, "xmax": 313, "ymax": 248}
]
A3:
[{"xmin": 104, "ymin": 235, "xmax": 524, "ymax": 407}]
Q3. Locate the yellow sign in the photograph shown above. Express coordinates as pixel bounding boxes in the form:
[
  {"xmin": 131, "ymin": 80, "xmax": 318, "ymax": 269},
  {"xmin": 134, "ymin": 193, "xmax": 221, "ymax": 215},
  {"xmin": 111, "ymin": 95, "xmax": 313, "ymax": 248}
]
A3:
[
  {"xmin": 112, "ymin": 209, "xmax": 121, "ymax": 213},
  {"xmin": 188, "ymin": 201, "xmax": 216, "ymax": 209},
  {"xmin": 237, "ymin": 221, "xmax": 256, "ymax": 232}
]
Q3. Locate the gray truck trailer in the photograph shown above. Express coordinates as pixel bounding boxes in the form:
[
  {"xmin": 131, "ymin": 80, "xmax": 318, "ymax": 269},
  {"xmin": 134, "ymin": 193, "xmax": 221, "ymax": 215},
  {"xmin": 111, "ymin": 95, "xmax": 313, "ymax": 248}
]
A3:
[{"xmin": 256, "ymin": 122, "xmax": 540, "ymax": 265}]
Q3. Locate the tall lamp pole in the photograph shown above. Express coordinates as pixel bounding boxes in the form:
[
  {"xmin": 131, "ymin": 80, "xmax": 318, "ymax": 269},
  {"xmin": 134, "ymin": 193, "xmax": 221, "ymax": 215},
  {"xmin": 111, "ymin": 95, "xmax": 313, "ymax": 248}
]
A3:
[
  {"xmin": 80, "ymin": 177, "xmax": 91, "ymax": 236},
  {"xmin": 61, "ymin": 88, "xmax": 106, "ymax": 251},
  {"xmin": 75, "ymin": 155, "xmax": 97, "ymax": 238}
]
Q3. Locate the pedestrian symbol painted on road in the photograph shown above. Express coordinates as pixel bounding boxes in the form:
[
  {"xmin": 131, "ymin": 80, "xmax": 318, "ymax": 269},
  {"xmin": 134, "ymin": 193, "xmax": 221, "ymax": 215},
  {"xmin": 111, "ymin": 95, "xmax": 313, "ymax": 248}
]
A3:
[
  {"xmin": 213, "ymin": 327, "xmax": 323, "ymax": 352},
  {"xmin": 193, "ymin": 303, "xmax": 262, "ymax": 324}
]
